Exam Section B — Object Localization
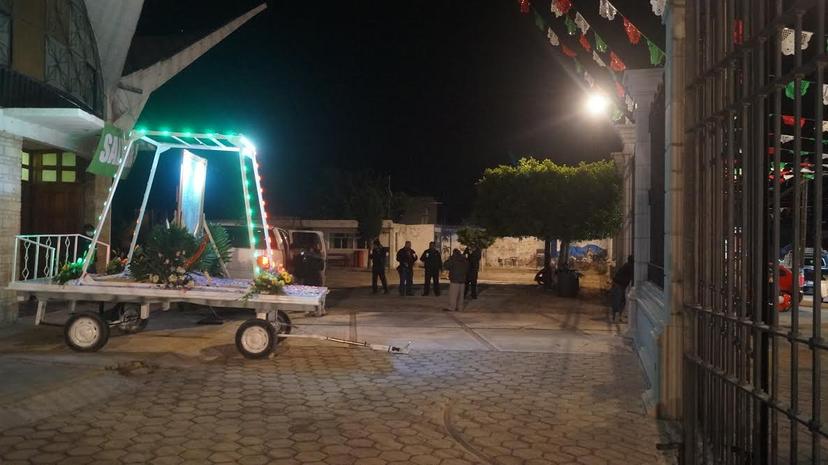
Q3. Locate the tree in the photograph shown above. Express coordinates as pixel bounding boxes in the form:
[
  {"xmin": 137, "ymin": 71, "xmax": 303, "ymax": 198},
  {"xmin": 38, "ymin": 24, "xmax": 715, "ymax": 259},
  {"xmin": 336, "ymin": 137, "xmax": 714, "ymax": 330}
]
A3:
[
  {"xmin": 456, "ymin": 227, "xmax": 496, "ymax": 250},
  {"xmin": 474, "ymin": 157, "xmax": 622, "ymax": 271}
]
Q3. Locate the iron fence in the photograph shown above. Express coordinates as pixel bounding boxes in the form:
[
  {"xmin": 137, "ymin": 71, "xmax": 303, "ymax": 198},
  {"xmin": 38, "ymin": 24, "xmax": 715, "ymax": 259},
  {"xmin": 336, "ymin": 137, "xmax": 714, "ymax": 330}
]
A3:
[{"xmin": 684, "ymin": 0, "xmax": 828, "ymax": 463}]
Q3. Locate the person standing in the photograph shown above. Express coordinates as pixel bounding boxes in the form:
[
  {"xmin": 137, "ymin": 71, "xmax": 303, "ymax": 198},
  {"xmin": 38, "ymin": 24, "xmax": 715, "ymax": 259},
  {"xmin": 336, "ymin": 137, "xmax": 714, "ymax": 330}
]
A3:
[
  {"xmin": 442, "ymin": 249, "xmax": 469, "ymax": 311},
  {"xmin": 464, "ymin": 246, "xmax": 482, "ymax": 299},
  {"xmin": 369, "ymin": 239, "xmax": 389, "ymax": 294},
  {"xmin": 396, "ymin": 241, "xmax": 417, "ymax": 296},
  {"xmin": 610, "ymin": 255, "xmax": 634, "ymax": 322},
  {"xmin": 303, "ymin": 244, "xmax": 325, "ymax": 286},
  {"xmin": 420, "ymin": 241, "xmax": 442, "ymax": 296}
]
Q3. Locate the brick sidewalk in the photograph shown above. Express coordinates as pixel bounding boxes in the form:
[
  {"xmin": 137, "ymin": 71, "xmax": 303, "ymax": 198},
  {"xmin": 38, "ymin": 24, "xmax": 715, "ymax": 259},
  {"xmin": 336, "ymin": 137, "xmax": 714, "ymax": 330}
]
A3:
[{"xmin": 0, "ymin": 346, "xmax": 666, "ymax": 465}]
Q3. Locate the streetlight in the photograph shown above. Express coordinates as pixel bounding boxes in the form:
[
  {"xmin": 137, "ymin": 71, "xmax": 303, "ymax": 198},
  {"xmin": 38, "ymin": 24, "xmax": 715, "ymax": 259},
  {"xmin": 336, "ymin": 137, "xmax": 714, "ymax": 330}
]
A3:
[{"xmin": 585, "ymin": 92, "xmax": 610, "ymax": 117}]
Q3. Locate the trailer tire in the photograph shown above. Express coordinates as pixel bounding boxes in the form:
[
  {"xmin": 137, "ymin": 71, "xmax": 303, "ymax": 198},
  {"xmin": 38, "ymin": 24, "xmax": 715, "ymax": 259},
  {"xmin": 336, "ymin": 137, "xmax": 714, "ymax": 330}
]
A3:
[
  {"xmin": 276, "ymin": 310, "xmax": 292, "ymax": 335},
  {"xmin": 64, "ymin": 313, "xmax": 110, "ymax": 352},
  {"xmin": 236, "ymin": 319, "xmax": 276, "ymax": 359}
]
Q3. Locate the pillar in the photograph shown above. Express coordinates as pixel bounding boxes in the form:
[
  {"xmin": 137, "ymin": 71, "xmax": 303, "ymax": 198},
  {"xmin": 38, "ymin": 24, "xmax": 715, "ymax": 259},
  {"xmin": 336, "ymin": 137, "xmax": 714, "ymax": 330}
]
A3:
[
  {"xmin": 611, "ymin": 123, "xmax": 636, "ymax": 267},
  {"xmin": 659, "ymin": 0, "xmax": 687, "ymax": 421},
  {"xmin": 622, "ymin": 68, "xmax": 664, "ymax": 412},
  {"xmin": 623, "ymin": 69, "xmax": 664, "ymax": 286},
  {"xmin": 0, "ymin": 132, "xmax": 22, "ymax": 323}
]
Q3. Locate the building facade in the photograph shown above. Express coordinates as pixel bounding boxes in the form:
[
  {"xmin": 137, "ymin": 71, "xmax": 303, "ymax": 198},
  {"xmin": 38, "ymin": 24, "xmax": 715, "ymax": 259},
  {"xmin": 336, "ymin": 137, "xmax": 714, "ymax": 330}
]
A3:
[{"xmin": 0, "ymin": 0, "xmax": 265, "ymax": 322}]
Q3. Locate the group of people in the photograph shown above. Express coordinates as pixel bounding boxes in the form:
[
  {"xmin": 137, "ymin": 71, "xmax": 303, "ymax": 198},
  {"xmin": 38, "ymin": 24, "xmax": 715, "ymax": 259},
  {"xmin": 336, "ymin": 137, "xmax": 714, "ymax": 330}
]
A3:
[{"xmin": 369, "ymin": 240, "xmax": 481, "ymax": 311}]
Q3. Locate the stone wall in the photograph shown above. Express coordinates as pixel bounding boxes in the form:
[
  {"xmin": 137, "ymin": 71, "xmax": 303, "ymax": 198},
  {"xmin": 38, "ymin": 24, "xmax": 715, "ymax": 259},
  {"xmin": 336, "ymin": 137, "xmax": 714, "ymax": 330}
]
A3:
[
  {"xmin": 483, "ymin": 236, "xmax": 545, "ymax": 268},
  {"xmin": 0, "ymin": 133, "xmax": 22, "ymax": 323}
]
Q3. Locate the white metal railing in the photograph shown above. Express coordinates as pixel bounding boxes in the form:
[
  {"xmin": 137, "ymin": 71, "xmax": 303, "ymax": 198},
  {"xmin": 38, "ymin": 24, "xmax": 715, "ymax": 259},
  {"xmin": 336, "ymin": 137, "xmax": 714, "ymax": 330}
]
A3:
[{"xmin": 12, "ymin": 234, "xmax": 110, "ymax": 282}]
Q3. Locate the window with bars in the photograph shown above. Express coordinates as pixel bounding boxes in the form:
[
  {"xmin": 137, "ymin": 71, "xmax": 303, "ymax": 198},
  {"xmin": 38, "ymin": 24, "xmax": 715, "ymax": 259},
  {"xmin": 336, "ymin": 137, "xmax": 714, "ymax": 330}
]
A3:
[
  {"xmin": 329, "ymin": 233, "xmax": 355, "ymax": 249},
  {"xmin": 0, "ymin": 0, "xmax": 10, "ymax": 66},
  {"xmin": 42, "ymin": 0, "xmax": 102, "ymax": 112}
]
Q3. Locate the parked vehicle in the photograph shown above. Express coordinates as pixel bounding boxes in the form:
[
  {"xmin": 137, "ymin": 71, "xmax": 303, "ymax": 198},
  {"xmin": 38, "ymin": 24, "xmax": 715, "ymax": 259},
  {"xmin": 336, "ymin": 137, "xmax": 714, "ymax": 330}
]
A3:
[
  {"xmin": 217, "ymin": 222, "xmax": 290, "ymax": 279},
  {"xmin": 801, "ymin": 248, "xmax": 828, "ymax": 296},
  {"xmin": 776, "ymin": 263, "xmax": 804, "ymax": 312}
]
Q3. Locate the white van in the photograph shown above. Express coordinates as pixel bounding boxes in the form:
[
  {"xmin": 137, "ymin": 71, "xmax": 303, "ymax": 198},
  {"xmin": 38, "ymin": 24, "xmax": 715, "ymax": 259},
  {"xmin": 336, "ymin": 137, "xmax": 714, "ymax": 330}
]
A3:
[{"xmin": 213, "ymin": 222, "xmax": 326, "ymax": 282}]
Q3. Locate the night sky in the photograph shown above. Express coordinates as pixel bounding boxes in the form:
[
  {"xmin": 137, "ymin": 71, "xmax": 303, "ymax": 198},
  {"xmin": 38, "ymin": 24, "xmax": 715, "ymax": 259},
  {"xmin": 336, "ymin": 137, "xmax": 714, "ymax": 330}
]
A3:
[{"xmin": 133, "ymin": 0, "xmax": 663, "ymax": 223}]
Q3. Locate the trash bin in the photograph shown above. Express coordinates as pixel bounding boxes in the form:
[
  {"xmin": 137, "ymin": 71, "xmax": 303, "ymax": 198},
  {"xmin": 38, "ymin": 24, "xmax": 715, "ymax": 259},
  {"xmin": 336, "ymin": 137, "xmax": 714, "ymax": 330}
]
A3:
[
  {"xmin": 556, "ymin": 269, "xmax": 581, "ymax": 298},
  {"xmin": 353, "ymin": 250, "xmax": 368, "ymax": 268}
]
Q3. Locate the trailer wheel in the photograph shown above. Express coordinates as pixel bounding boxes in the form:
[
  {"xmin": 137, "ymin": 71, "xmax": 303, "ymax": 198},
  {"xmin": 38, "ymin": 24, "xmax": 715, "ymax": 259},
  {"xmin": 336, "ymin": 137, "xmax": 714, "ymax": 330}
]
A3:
[
  {"xmin": 276, "ymin": 310, "xmax": 292, "ymax": 335},
  {"xmin": 235, "ymin": 319, "xmax": 276, "ymax": 359},
  {"xmin": 64, "ymin": 313, "xmax": 110, "ymax": 352}
]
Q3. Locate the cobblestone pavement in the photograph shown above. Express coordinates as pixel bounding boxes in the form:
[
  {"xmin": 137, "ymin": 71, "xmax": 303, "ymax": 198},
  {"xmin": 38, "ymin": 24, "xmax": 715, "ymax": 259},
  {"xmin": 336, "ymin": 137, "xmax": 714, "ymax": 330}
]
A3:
[
  {"xmin": 0, "ymin": 346, "xmax": 665, "ymax": 465},
  {"xmin": 0, "ymin": 278, "xmax": 669, "ymax": 465}
]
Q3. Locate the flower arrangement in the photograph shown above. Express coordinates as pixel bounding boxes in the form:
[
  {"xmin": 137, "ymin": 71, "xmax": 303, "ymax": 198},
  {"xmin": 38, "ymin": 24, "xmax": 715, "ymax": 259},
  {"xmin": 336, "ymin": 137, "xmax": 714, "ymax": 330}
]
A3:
[
  {"xmin": 106, "ymin": 257, "xmax": 129, "ymax": 275},
  {"xmin": 54, "ymin": 258, "xmax": 84, "ymax": 284},
  {"xmin": 243, "ymin": 267, "xmax": 294, "ymax": 300},
  {"xmin": 129, "ymin": 225, "xmax": 198, "ymax": 289}
]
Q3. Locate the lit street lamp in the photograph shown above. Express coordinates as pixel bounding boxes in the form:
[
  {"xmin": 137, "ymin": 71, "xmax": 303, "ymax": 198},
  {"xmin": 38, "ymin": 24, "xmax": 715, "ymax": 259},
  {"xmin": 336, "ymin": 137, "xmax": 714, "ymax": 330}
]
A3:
[{"xmin": 585, "ymin": 92, "xmax": 610, "ymax": 117}]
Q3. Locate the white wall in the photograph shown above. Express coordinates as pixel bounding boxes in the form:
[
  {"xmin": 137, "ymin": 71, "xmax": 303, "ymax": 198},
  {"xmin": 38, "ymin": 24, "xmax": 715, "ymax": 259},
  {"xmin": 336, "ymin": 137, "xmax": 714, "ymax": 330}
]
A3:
[{"xmin": 392, "ymin": 224, "xmax": 435, "ymax": 266}]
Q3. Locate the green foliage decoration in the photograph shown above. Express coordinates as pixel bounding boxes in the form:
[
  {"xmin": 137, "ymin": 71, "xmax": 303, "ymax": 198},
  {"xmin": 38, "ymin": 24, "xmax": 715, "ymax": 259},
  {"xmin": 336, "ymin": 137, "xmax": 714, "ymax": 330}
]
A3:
[
  {"xmin": 129, "ymin": 225, "xmax": 198, "ymax": 288},
  {"xmin": 196, "ymin": 223, "xmax": 233, "ymax": 277},
  {"xmin": 456, "ymin": 227, "xmax": 496, "ymax": 250},
  {"xmin": 106, "ymin": 257, "xmax": 128, "ymax": 275},
  {"xmin": 54, "ymin": 259, "xmax": 84, "ymax": 284}
]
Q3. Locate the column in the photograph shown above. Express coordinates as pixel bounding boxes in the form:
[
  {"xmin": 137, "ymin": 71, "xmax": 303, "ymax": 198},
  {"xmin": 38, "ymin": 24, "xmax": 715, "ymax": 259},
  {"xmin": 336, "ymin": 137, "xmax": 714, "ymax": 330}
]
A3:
[
  {"xmin": 622, "ymin": 68, "xmax": 664, "ymax": 413},
  {"xmin": 623, "ymin": 69, "xmax": 664, "ymax": 286},
  {"xmin": 611, "ymin": 123, "xmax": 636, "ymax": 266},
  {"xmin": 660, "ymin": 0, "xmax": 687, "ymax": 421},
  {"xmin": 0, "ymin": 132, "xmax": 22, "ymax": 323}
]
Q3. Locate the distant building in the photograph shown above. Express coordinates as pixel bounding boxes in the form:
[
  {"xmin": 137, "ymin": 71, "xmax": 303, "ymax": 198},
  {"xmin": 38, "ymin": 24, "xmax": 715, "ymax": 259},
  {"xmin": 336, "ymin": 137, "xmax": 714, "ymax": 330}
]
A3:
[
  {"xmin": 0, "ymin": 0, "xmax": 265, "ymax": 322},
  {"xmin": 397, "ymin": 196, "xmax": 441, "ymax": 224},
  {"xmin": 274, "ymin": 216, "xmax": 609, "ymax": 277}
]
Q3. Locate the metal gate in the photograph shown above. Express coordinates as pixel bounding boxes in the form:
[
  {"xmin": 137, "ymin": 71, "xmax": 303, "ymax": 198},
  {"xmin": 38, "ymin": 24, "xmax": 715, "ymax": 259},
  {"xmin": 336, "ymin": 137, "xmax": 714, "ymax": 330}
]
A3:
[{"xmin": 685, "ymin": 0, "xmax": 828, "ymax": 463}]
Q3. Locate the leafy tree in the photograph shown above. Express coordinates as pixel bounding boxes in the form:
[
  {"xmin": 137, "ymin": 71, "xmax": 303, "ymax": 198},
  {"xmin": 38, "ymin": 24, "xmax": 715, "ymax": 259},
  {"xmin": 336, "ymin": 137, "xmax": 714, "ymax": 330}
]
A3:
[
  {"xmin": 474, "ymin": 158, "xmax": 622, "ymax": 270},
  {"xmin": 456, "ymin": 227, "xmax": 496, "ymax": 250}
]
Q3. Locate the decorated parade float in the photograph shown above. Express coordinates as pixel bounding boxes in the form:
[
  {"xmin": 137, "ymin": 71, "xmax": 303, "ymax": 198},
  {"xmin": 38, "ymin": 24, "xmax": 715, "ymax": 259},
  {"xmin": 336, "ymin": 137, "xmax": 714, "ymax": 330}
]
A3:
[{"xmin": 7, "ymin": 129, "xmax": 408, "ymax": 358}]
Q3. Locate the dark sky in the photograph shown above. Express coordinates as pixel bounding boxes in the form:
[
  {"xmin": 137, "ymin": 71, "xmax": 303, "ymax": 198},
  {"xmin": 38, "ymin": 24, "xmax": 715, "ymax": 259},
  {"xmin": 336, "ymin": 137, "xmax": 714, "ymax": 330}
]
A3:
[{"xmin": 135, "ymin": 0, "xmax": 663, "ymax": 223}]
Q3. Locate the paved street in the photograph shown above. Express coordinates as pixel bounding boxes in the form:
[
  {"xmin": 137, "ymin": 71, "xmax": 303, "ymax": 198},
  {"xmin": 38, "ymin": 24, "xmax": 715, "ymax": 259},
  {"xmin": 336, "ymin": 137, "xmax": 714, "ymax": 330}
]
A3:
[{"xmin": 0, "ymin": 273, "xmax": 670, "ymax": 465}]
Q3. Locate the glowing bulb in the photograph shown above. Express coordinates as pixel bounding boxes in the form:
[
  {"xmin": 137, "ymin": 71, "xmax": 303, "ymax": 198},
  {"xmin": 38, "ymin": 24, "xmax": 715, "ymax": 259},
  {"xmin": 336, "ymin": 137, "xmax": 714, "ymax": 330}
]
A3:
[{"xmin": 585, "ymin": 93, "xmax": 610, "ymax": 116}]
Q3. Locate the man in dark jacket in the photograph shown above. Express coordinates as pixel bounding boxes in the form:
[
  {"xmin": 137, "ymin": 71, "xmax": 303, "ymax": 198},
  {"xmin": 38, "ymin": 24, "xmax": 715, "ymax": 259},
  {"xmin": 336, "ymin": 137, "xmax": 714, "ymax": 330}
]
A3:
[
  {"xmin": 442, "ymin": 249, "xmax": 469, "ymax": 311},
  {"xmin": 420, "ymin": 241, "xmax": 442, "ymax": 296},
  {"xmin": 369, "ymin": 239, "xmax": 388, "ymax": 294},
  {"xmin": 610, "ymin": 255, "xmax": 634, "ymax": 322},
  {"xmin": 464, "ymin": 246, "xmax": 482, "ymax": 299},
  {"xmin": 396, "ymin": 241, "xmax": 417, "ymax": 296},
  {"xmin": 302, "ymin": 244, "xmax": 325, "ymax": 286}
]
